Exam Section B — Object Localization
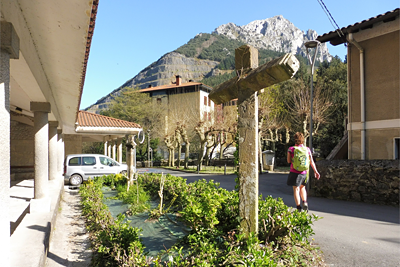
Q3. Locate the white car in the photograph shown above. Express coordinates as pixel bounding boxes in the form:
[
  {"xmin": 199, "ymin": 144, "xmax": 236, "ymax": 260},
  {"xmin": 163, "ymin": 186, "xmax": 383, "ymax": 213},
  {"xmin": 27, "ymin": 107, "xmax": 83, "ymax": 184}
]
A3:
[{"xmin": 63, "ymin": 154, "xmax": 128, "ymax": 185}]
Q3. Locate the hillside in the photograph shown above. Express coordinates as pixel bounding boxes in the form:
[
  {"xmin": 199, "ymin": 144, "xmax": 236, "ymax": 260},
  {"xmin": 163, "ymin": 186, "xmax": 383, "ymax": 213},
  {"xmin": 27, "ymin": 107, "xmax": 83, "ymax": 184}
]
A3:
[{"xmin": 85, "ymin": 15, "xmax": 331, "ymax": 113}]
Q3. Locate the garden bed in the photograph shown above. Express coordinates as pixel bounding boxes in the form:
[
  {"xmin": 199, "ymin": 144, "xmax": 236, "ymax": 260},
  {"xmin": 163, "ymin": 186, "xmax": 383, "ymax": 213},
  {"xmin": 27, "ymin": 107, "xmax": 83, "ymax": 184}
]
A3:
[{"xmin": 80, "ymin": 173, "xmax": 325, "ymax": 266}]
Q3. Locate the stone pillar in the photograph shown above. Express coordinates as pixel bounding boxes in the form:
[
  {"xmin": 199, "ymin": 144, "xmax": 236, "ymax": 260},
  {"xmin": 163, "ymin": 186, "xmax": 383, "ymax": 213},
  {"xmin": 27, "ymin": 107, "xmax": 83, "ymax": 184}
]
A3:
[
  {"xmin": 117, "ymin": 138, "xmax": 123, "ymax": 163},
  {"xmin": 57, "ymin": 129, "xmax": 63, "ymax": 177},
  {"xmin": 49, "ymin": 121, "xmax": 58, "ymax": 180},
  {"xmin": 0, "ymin": 21, "xmax": 19, "ymax": 267},
  {"xmin": 30, "ymin": 102, "xmax": 51, "ymax": 213},
  {"xmin": 126, "ymin": 135, "xmax": 136, "ymax": 184},
  {"xmin": 107, "ymin": 136, "xmax": 112, "ymax": 157},
  {"xmin": 104, "ymin": 137, "xmax": 108, "ymax": 156},
  {"xmin": 112, "ymin": 139, "xmax": 116, "ymax": 160}
]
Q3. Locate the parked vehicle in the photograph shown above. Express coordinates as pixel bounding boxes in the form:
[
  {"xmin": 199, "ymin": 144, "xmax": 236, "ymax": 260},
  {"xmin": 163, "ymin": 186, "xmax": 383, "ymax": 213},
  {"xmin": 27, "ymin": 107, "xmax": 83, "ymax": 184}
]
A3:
[{"xmin": 63, "ymin": 154, "xmax": 128, "ymax": 185}]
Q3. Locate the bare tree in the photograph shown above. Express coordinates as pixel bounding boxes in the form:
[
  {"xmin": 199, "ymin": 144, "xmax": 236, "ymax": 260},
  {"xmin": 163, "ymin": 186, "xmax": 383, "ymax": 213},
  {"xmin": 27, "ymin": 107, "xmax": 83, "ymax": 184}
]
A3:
[
  {"xmin": 286, "ymin": 79, "xmax": 332, "ymax": 144},
  {"xmin": 194, "ymin": 121, "xmax": 213, "ymax": 170},
  {"xmin": 164, "ymin": 135, "xmax": 176, "ymax": 167}
]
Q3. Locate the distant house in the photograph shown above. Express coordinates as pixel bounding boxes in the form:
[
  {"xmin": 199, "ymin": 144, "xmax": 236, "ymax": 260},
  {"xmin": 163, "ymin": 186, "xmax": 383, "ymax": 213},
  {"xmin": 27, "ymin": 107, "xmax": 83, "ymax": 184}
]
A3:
[
  {"xmin": 138, "ymin": 75, "xmax": 215, "ymax": 129},
  {"xmin": 317, "ymin": 8, "xmax": 400, "ymax": 160}
]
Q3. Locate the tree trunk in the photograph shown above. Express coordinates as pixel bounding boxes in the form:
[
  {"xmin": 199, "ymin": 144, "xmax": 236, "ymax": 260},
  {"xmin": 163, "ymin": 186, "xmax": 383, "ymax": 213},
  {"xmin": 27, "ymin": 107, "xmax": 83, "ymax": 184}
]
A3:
[
  {"xmin": 198, "ymin": 141, "xmax": 206, "ymax": 171},
  {"xmin": 171, "ymin": 148, "xmax": 175, "ymax": 167},
  {"xmin": 184, "ymin": 143, "xmax": 190, "ymax": 169},
  {"xmin": 168, "ymin": 149, "xmax": 173, "ymax": 167},
  {"xmin": 177, "ymin": 144, "xmax": 181, "ymax": 168}
]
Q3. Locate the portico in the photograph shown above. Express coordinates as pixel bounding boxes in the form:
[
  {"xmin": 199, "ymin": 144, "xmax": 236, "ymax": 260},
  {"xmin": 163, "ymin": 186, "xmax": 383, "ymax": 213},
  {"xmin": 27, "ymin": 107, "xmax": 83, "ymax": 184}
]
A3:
[{"xmin": 1, "ymin": 0, "xmax": 100, "ymax": 266}]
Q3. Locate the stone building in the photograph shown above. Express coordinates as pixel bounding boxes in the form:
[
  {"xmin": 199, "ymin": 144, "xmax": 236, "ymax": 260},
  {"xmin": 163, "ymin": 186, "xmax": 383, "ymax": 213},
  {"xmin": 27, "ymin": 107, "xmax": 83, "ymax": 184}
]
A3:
[
  {"xmin": 138, "ymin": 75, "xmax": 215, "ymax": 125},
  {"xmin": 317, "ymin": 8, "xmax": 400, "ymax": 160},
  {"xmin": 138, "ymin": 75, "xmax": 215, "ymax": 158}
]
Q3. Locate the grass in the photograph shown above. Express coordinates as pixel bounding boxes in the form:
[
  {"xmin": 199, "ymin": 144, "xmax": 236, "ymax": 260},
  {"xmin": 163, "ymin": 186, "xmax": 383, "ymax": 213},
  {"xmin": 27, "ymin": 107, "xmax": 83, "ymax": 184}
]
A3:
[
  {"xmin": 161, "ymin": 165, "xmax": 291, "ymax": 174},
  {"xmin": 162, "ymin": 165, "xmax": 237, "ymax": 174}
]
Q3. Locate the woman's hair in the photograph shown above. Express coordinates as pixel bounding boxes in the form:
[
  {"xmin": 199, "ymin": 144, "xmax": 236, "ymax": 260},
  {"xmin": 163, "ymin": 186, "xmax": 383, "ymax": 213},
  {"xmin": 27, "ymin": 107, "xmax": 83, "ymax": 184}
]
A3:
[{"xmin": 294, "ymin": 132, "xmax": 305, "ymax": 145}]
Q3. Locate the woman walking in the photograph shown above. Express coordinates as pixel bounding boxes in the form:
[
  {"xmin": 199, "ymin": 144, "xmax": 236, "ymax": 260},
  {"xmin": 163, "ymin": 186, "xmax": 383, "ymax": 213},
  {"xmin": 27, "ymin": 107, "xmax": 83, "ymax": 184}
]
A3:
[{"xmin": 287, "ymin": 132, "xmax": 320, "ymax": 212}]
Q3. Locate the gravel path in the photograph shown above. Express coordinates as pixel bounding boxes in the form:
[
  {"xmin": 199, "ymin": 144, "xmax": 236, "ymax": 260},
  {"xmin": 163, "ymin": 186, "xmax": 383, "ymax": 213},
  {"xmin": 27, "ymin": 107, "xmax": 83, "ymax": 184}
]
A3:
[{"xmin": 46, "ymin": 186, "xmax": 92, "ymax": 267}]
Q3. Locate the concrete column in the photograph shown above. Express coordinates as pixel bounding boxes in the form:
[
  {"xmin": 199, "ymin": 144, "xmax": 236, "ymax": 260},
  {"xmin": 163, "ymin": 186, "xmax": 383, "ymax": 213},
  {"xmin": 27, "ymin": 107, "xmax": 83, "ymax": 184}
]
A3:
[
  {"xmin": 107, "ymin": 136, "xmax": 112, "ymax": 157},
  {"xmin": 30, "ymin": 102, "xmax": 51, "ymax": 213},
  {"xmin": 104, "ymin": 137, "xmax": 108, "ymax": 156},
  {"xmin": 112, "ymin": 139, "xmax": 116, "ymax": 160},
  {"xmin": 57, "ymin": 129, "xmax": 63, "ymax": 177},
  {"xmin": 117, "ymin": 138, "xmax": 123, "ymax": 163},
  {"xmin": 0, "ymin": 21, "xmax": 19, "ymax": 267},
  {"xmin": 49, "ymin": 121, "xmax": 58, "ymax": 180}
]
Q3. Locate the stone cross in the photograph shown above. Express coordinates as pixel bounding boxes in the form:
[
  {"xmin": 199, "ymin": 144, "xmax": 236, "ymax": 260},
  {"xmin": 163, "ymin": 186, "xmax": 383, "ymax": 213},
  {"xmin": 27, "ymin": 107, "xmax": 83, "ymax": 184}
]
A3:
[{"xmin": 209, "ymin": 45, "xmax": 299, "ymax": 235}]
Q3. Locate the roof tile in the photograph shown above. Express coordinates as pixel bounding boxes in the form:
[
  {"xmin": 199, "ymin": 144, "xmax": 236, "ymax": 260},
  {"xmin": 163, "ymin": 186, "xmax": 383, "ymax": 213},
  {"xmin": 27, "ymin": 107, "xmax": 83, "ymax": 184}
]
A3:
[{"xmin": 77, "ymin": 110, "xmax": 141, "ymax": 128}]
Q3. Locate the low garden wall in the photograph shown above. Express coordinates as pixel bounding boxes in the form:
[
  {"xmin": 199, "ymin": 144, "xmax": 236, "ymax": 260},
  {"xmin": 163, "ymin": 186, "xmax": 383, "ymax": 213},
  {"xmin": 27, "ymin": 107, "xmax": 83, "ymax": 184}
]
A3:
[{"xmin": 312, "ymin": 160, "xmax": 399, "ymax": 206}]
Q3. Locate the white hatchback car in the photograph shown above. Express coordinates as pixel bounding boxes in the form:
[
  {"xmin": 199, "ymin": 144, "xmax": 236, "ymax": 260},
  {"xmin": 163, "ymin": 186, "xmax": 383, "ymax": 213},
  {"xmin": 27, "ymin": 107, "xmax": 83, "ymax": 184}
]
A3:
[{"xmin": 63, "ymin": 154, "xmax": 128, "ymax": 185}]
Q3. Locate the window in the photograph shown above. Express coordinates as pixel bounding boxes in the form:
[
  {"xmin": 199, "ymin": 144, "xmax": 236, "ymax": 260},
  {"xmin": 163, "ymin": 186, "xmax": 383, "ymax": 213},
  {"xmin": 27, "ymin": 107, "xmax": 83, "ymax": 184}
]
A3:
[
  {"xmin": 204, "ymin": 96, "xmax": 207, "ymax": 105},
  {"xmin": 395, "ymin": 138, "xmax": 400, "ymax": 159},
  {"xmin": 68, "ymin": 157, "xmax": 81, "ymax": 166},
  {"xmin": 82, "ymin": 156, "xmax": 96, "ymax": 166},
  {"xmin": 100, "ymin": 157, "xmax": 119, "ymax": 166},
  {"xmin": 157, "ymin": 98, "xmax": 161, "ymax": 104},
  {"xmin": 208, "ymin": 98, "xmax": 211, "ymax": 106},
  {"xmin": 100, "ymin": 157, "xmax": 110, "ymax": 166}
]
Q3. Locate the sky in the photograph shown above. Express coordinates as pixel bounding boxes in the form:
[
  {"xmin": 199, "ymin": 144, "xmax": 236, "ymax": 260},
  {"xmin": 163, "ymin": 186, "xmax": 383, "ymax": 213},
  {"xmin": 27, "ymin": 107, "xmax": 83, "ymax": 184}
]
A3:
[{"xmin": 80, "ymin": 0, "xmax": 399, "ymax": 109}]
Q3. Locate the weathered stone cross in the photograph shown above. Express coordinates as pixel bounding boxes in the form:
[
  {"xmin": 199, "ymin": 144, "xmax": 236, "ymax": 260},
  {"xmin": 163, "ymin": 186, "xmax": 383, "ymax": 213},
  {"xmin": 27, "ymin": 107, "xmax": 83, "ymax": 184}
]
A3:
[{"xmin": 209, "ymin": 45, "xmax": 299, "ymax": 235}]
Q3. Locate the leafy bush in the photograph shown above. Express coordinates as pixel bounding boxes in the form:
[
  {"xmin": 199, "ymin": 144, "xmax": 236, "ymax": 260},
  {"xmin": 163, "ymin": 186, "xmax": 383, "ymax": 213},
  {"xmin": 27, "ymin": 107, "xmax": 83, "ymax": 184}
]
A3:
[
  {"xmin": 139, "ymin": 173, "xmax": 189, "ymax": 209},
  {"xmin": 115, "ymin": 183, "xmax": 151, "ymax": 214},
  {"xmin": 258, "ymin": 195, "xmax": 320, "ymax": 244},
  {"xmin": 180, "ymin": 179, "xmax": 231, "ymax": 230},
  {"xmin": 80, "ymin": 178, "xmax": 150, "ymax": 266},
  {"xmin": 80, "ymin": 174, "xmax": 324, "ymax": 266}
]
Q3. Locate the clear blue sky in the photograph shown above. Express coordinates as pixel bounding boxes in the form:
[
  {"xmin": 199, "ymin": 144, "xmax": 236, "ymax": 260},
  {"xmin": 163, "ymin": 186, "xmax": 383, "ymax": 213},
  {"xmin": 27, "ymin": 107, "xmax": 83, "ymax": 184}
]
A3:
[{"xmin": 80, "ymin": 0, "xmax": 399, "ymax": 109}]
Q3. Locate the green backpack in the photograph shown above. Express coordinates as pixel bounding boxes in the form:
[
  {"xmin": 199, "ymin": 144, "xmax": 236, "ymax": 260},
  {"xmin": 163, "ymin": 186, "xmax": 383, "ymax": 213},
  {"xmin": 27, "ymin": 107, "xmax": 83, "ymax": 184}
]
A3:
[{"xmin": 292, "ymin": 146, "xmax": 310, "ymax": 172}]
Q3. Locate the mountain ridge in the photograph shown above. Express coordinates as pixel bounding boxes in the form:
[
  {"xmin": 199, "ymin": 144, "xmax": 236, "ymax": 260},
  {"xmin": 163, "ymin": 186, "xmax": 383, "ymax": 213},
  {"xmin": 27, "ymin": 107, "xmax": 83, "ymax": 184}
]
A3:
[{"xmin": 85, "ymin": 15, "xmax": 331, "ymax": 113}]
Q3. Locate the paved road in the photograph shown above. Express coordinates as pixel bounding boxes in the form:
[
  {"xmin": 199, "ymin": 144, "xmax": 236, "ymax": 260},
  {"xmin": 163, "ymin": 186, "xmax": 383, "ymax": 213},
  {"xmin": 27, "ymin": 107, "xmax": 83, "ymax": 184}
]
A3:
[{"xmin": 150, "ymin": 168, "xmax": 400, "ymax": 267}]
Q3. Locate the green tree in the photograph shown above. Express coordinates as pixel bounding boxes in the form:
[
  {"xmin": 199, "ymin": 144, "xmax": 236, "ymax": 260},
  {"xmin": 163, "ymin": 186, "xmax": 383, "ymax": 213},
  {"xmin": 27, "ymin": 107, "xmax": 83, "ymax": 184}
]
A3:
[
  {"xmin": 101, "ymin": 87, "xmax": 165, "ymax": 161},
  {"xmin": 82, "ymin": 142, "xmax": 104, "ymax": 154},
  {"xmin": 314, "ymin": 57, "xmax": 348, "ymax": 157},
  {"xmin": 258, "ymin": 57, "xmax": 342, "ymax": 160}
]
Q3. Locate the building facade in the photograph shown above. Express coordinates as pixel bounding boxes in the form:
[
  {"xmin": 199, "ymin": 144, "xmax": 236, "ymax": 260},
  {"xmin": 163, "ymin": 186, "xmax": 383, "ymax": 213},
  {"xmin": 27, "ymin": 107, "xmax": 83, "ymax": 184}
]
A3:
[{"xmin": 318, "ymin": 8, "xmax": 400, "ymax": 160}]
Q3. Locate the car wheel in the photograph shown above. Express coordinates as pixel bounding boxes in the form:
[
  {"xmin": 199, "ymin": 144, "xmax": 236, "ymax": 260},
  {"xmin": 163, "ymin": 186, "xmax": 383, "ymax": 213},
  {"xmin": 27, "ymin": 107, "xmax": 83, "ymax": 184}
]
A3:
[
  {"xmin": 121, "ymin": 170, "xmax": 127, "ymax": 176},
  {"xmin": 69, "ymin": 174, "xmax": 83, "ymax": 186}
]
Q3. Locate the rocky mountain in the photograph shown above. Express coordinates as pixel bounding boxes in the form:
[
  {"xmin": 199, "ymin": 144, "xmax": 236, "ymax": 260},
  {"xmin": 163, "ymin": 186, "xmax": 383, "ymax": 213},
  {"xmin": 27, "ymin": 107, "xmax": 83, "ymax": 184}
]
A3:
[
  {"xmin": 85, "ymin": 15, "xmax": 332, "ymax": 113},
  {"xmin": 213, "ymin": 15, "xmax": 331, "ymax": 62}
]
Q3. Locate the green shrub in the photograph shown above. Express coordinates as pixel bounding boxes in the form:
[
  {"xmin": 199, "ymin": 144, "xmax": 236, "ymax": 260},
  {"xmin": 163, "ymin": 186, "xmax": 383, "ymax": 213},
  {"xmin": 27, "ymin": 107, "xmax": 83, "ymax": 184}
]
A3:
[
  {"xmin": 139, "ymin": 173, "xmax": 189, "ymax": 209},
  {"xmin": 115, "ymin": 183, "xmax": 151, "ymax": 214},
  {"xmin": 258, "ymin": 195, "xmax": 320, "ymax": 244},
  {"xmin": 80, "ymin": 178, "xmax": 148, "ymax": 266},
  {"xmin": 80, "ymin": 174, "xmax": 324, "ymax": 266}
]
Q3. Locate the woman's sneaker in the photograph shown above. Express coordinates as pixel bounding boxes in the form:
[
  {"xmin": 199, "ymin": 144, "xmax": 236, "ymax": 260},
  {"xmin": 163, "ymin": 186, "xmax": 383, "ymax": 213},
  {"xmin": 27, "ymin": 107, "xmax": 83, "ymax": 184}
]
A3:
[{"xmin": 303, "ymin": 202, "xmax": 308, "ymax": 213}]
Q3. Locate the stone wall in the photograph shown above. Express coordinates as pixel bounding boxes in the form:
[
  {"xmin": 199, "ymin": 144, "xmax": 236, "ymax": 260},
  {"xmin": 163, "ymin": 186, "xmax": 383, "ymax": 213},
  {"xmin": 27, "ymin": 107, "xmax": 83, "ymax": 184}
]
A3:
[
  {"xmin": 10, "ymin": 121, "xmax": 34, "ymax": 166},
  {"xmin": 312, "ymin": 160, "xmax": 399, "ymax": 206},
  {"xmin": 64, "ymin": 134, "xmax": 82, "ymax": 156}
]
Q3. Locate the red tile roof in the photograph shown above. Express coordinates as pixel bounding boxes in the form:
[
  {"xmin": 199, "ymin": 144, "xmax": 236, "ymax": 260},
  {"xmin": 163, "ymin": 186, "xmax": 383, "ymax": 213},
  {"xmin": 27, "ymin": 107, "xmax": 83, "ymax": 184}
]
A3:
[
  {"xmin": 77, "ymin": 110, "xmax": 141, "ymax": 128},
  {"xmin": 138, "ymin": 81, "xmax": 211, "ymax": 93}
]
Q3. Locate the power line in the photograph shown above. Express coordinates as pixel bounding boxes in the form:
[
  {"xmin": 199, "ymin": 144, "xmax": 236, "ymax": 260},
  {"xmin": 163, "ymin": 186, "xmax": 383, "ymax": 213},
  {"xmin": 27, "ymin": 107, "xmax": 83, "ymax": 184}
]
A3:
[{"xmin": 316, "ymin": 0, "xmax": 346, "ymax": 40}]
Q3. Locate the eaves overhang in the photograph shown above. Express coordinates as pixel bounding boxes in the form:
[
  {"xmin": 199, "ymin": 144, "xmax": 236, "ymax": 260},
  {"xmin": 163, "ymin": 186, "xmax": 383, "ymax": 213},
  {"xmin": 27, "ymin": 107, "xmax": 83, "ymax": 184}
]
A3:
[{"xmin": 317, "ymin": 8, "xmax": 399, "ymax": 45}]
